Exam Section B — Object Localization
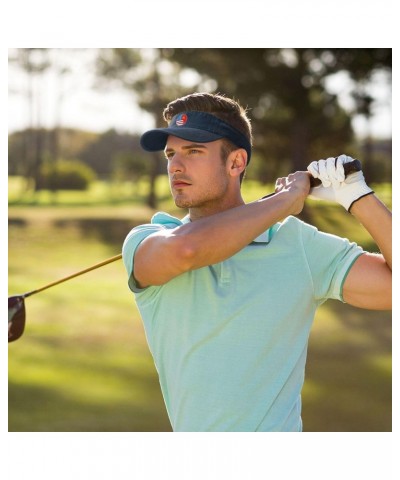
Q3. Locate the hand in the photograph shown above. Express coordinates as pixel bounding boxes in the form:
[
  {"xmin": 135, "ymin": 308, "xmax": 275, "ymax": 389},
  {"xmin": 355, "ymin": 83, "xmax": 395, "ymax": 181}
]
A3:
[
  {"xmin": 275, "ymin": 171, "xmax": 310, "ymax": 215},
  {"xmin": 307, "ymin": 154, "xmax": 374, "ymax": 211}
]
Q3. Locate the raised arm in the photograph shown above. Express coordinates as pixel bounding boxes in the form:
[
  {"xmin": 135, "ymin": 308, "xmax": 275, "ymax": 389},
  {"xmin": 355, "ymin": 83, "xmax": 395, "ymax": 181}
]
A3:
[
  {"xmin": 134, "ymin": 172, "xmax": 310, "ymax": 288},
  {"xmin": 308, "ymin": 155, "xmax": 392, "ymax": 310},
  {"xmin": 342, "ymin": 194, "xmax": 391, "ymax": 309}
]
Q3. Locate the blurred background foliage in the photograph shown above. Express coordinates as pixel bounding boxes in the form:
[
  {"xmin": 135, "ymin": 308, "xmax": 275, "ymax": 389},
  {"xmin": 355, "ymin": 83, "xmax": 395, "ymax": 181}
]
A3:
[
  {"xmin": 8, "ymin": 49, "xmax": 391, "ymax": 432},
  {"xmin": 9, "ymin": 48, "xmax": 391, "ymax": 207}
]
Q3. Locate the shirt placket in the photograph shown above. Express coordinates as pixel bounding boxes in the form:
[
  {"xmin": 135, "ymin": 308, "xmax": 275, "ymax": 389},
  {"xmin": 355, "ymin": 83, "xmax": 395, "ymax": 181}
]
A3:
[{"xmin": 219, "ymin": 261, "xmax": 231, "ymax": 286}]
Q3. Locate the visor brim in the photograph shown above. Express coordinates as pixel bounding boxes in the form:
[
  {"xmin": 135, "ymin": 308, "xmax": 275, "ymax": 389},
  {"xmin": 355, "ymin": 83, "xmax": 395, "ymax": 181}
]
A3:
[{"xmin": 140, "ymin": 128, "xmax": 223, "ymax": 152}]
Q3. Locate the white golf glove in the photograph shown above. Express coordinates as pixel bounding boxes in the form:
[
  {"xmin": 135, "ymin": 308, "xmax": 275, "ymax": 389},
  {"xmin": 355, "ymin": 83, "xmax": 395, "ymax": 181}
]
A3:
[{"xmin": 307, "ymin": 154, "xmax": 374, "ymax": 211}]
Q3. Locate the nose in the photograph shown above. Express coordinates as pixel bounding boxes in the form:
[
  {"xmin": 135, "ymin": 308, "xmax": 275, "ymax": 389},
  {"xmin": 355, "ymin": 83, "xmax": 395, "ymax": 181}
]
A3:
[{"xmin": 167, "ymin": 152, "xmax": 185, "ymax": 175}]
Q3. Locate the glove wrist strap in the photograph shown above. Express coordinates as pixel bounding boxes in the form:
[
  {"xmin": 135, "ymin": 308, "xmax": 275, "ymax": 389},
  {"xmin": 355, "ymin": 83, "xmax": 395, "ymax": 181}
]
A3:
[{"xmin": 347, "ymin": 190, "xmax": 374, "ymax": 212}]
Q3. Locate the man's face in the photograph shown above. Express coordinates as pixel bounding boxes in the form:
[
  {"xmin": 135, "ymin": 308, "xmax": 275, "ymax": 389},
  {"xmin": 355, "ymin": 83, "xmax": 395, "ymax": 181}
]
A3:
[{"xmin": 164, "ymin": 136, "xmax": 230, "ymax": 210}]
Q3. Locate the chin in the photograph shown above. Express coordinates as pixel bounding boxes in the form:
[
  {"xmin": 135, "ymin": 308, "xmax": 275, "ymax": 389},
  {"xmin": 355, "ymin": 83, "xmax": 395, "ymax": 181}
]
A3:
[{"xmin": 174, "ymin": 198, "xmax": 194, "ymax": 209}]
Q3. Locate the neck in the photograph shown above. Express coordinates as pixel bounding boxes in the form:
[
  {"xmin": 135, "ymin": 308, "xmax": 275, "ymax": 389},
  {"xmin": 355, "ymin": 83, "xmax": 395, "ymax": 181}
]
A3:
[{"xmin": 188, "ymin": 192, "xmax": 245, "ymax": 221}]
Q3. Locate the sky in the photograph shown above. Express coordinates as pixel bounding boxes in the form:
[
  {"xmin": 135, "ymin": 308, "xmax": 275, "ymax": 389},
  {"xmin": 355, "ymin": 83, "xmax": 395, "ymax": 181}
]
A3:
[
  {"xmin": 8, "ymin": 48, "xmax": 392, "ymax": 140},
  {"xmin": 8, "ymin": 49, "xmax": 155, "ymax": 135}
]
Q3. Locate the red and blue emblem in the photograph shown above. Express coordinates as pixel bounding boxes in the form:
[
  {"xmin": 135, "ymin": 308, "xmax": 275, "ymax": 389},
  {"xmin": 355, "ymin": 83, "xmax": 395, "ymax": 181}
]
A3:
[{"xmin": 175, "ymin": 113, "xmax": 188, "ymax": 126}]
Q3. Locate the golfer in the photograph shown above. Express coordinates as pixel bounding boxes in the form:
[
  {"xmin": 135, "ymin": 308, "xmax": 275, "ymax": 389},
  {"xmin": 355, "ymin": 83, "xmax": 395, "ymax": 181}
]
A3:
[{"xmin": 122, "ymin": 92, "xmax": 392, "ymax": 432}]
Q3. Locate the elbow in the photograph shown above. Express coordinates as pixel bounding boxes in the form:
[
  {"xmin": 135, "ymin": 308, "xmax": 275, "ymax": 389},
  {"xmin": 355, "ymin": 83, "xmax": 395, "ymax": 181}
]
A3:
[{"xmin": 172, "ymin": 235, "xmax": 198, "ymax": 272}]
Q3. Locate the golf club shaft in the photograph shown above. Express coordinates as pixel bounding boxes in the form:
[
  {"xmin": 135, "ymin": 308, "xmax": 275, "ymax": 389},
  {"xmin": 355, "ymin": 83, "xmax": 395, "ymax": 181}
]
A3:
[{"xmin": 23, "ymin": 253, "xmax": 122, "ymax": 298}]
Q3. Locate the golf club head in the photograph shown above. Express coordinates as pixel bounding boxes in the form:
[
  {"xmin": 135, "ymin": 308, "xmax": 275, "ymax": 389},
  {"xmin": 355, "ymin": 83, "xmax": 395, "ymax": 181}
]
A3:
[{"xmin": 8, "ymin": 296, "xmax": 26, "ymax": 342}]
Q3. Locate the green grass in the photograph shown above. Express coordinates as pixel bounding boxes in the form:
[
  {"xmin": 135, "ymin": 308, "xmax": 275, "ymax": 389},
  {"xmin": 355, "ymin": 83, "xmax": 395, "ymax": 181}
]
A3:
[
  {"xmin": 8, "ymin": 212, "xmax": 172, "ymax": 432},
  {"xmin": 8, "ymin": 175, "xmax": 173, "ymax": 207},
  {"xmin": 8, "ymin": 177, "xmax": 391, "ymax": 431}
]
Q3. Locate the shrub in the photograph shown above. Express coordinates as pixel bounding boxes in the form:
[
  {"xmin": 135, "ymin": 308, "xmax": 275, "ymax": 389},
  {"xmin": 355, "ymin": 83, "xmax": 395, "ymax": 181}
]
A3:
[{"xmin": 40, "ymin": 160, "xmax": 96, "ymax": 191}]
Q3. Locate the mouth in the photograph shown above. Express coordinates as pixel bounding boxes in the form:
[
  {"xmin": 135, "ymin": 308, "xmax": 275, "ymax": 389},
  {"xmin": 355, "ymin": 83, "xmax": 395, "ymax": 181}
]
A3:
[{"xmin": 171, "ymin": 179, "xmax": 192, "ymax": 189}]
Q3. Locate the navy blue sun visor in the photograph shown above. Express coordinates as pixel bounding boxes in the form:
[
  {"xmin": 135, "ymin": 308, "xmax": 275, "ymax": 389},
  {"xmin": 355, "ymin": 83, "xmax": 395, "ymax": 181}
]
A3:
[{"xmin": 140, "ymin": 111, "xmax": 252, "ymax": 163}]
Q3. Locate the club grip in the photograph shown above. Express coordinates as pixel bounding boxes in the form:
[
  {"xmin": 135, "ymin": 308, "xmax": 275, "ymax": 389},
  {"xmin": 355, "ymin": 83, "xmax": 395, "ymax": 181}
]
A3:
[
  {"xmin": 309, "ymin": 158, "xmax": 362, "ymax": 187},
  {"xmin": 261, "ymin": 158, "xmax": 362, "ymax": 200}
]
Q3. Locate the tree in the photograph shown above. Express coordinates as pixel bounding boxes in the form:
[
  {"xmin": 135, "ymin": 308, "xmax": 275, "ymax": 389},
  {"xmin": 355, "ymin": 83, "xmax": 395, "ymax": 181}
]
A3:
[
  {"xmin": 94, "ymin": 48, "xmax": 391, "ymax": 202},
  {"xmin": 9, "ymin": 48, "xmax": 51, "ymax": 189},
  {"xmin": 9, "ymin": 48, "xmax": 85, "ymax": 190},
  {"xmin": 166, "ymin": 48, "xmax": 391, "ymax": 181},
  {"xmin": 329, "ymin": 48, "xmax": 392, "ymax": 182},
  {"xmin": 95, "ymin": 48, "xmax": 207, "ymax": 207},
  {"xmin": 79, "ymin": 128, "xmax": 142, "ymax": 178}
]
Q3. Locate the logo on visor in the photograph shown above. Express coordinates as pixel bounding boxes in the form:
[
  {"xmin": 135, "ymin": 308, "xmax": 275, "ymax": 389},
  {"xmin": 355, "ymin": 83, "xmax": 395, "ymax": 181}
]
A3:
[{"xmin": 175, "ymin": 113, "xmax": 188, "ymax": 126}]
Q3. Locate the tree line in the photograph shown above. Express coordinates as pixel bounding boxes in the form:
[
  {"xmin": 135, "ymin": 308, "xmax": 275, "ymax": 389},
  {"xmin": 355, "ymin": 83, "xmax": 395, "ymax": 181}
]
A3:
[{"xmin": 8, "ymin": 48, "xmax": 392, "ymax": 207}]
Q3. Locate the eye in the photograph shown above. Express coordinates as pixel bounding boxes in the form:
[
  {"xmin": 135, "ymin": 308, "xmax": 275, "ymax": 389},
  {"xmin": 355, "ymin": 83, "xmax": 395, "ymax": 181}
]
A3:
[{"xmin": 165, "ymin": 151, "xmax": 174, "ymax": 160}]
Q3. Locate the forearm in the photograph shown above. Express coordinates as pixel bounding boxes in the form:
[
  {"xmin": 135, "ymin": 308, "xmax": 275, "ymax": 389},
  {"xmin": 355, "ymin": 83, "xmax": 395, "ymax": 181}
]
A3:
[
  {"xmin": 350, "ymin": 194, "xmax": 392, "ymax": 270},
  {"xmin": 135, "ymin": 172, "xmax": 309, "ymax": 287},
  {"xmin": 173, "ymin": 190, "xmax": 300, "ymax": 270}
]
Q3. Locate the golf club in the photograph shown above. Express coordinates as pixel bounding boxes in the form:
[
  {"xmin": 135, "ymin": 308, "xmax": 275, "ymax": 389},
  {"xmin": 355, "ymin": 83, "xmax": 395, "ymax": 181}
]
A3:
[
  {"xmin": 8, "ymin": 253, "xmax": 122, "ymax": 342},
  {"xmin": 8, "ymin": 159, "xmax": 361, "ymax": 343}
]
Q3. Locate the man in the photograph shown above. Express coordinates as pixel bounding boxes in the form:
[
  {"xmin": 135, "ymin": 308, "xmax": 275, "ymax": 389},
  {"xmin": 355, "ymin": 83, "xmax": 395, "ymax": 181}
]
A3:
[{"xmin": 122, "ymin": 92, "xmax": 392, "ymax": 432}]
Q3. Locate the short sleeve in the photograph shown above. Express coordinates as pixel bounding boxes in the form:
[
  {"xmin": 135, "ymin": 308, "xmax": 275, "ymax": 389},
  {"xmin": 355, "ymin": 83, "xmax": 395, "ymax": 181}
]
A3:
[
  {"xmin": 122, "ymin": 212, "xmax": 184, "ymax": 293},
  {"xmin": 300, "ymin": 221, "xmax": 364, "ymax": 303},
  {"xmin": 122, "ymin": 224, "xmax": 165, "ymax": 292}
]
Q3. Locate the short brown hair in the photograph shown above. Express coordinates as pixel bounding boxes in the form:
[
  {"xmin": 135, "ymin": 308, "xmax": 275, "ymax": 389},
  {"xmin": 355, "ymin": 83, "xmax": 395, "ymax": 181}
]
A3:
[{"xmin": 163, "ymin": 92, "xmax": 252, "ymax": 182}]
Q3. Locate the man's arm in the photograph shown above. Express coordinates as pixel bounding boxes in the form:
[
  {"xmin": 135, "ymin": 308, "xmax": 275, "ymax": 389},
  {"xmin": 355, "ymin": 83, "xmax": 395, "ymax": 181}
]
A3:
[
  {"xmin": 342, "ymin": 194, "xmax": 392, "ymax": 309},
  {"xmin": 308, "ymin": 155, "xmax": 392, "ymax": 310},
  {"xmin": 134, "ymin": 173, "xmax": 309, "ymax": 288}
]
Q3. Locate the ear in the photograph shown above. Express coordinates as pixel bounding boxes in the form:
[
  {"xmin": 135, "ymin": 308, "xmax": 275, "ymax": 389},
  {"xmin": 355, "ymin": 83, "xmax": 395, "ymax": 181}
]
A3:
[{"xmin": 228, "ymin": 149, "xmax": 247, "ymax": 179}]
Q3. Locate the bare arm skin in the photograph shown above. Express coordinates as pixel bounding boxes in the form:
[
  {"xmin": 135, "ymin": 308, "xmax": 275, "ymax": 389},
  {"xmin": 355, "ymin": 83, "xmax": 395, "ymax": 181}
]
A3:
[
  {"xmin": 342, "ymin": 194, "xmax": 392, "ymax": 310},
  {"xmin": 134, "ymin": 168, "xmax": 392, "ymax": 310},
  {"xmin": 134, "ymin": 173, "xmax": 310, "ymax": 288}
]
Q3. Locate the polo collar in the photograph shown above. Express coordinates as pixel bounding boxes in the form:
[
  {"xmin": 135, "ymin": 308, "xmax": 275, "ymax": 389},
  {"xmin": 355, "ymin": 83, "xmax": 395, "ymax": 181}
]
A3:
[
  {"xmin": 252, "ymin": 230, "xmax": 271, "ymax": 244},
  {"xmin": 182, "ymin": 214, "xmax": 271, "ymax": 244}
]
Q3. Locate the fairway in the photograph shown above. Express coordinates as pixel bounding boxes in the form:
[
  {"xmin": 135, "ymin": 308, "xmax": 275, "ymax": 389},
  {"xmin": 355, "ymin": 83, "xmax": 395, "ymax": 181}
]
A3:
[
  {"xmin": 8, "ymin": 204, "xmax": 173, "ymax": 431},
  {"xmin": 8, "ymin": 181, "xmax": 392, "ymax": 432}
]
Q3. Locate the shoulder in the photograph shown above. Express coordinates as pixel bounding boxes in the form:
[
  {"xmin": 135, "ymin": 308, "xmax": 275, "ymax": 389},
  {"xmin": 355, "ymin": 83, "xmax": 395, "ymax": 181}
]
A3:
[
  {"xmin": 122, "ymin": 212, "xmax": 185, "ymax": 287},
  {"xmin": 270, "ymin": 215, "xmax": 312, "ymax": 241},
  {"xmin": 123, "ymin": 212, "xmax": 184, "ymax": 244},
  {"xmin": 151, "ymin": 211, "xmax": 186, "ymax": 228},
  {"xmin": 122, "ymin": 211, "xmax": 184, "ymax": 251},
  {"xmin": 272, "ymin": 215, "xmax": 361, "ymax": 254}
]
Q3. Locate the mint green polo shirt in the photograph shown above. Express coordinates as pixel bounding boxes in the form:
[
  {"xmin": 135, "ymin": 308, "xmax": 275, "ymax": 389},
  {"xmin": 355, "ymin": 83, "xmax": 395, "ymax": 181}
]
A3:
[{"xmin": 122, "ymin": 212, "xmax": 364, "ymax": 432}]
